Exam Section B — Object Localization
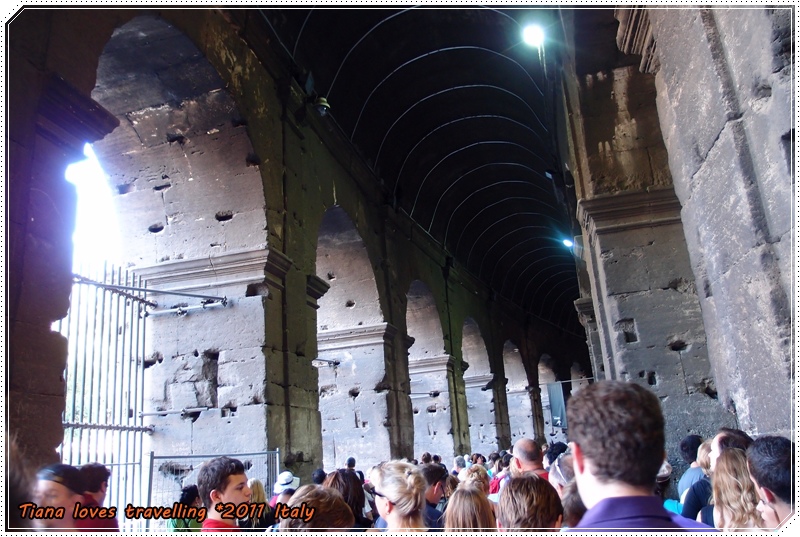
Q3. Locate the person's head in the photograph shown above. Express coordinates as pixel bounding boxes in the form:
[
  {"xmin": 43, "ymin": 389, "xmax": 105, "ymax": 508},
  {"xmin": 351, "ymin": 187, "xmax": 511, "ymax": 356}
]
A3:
[
  {"xmin": 444, "ymin": 486, "xmax": 497, "ymax": 531},
  {"xmin": 458, "ymin": 464, "xmax": 491, "ymax": 495},
  {"xmin": 178, "ymin": 484, "xmax": 201, "ymax": 507},
  {"xmin": 311, "ymin": 468, "xmax": 327, "ymax": 485},
  {"xmin": 273, "ymin": 470, "xmax": 301, "ymax": 495},
  {"xmin": 567, "ymin": 381, "xmax": 664, "ymax": 489},
  {"xmin": 432, "ymin": 454, "xmax": 442, "ymax": 464},
  {"xmin": 454, "ymin": 455, "xmax": 466, "ymax": 470},
  {"xmin": 79, "ymin": 463, "xmax": 111, "ymax": 505},
  {"xmin": 710, "ymin": 427, "xmax": 753, "ymax": 471},
  {"xmin": 368, "ymin": 460, "xmax": 426, "ymax": 529},
  {"xmin": 712, "ymin": 448, "xmax": 761, "ymax": 529},
  {"xmin": 276, "ymin": 488, "xmax": 295, "ymax": 505},
  {"xmin": 488, "ymin": 452, "xmax": 500, "ymax": 465},
  {"xmin": 747, "ymin": 435, "xmax": 794, "ymax": 528},
  {"xmin": 248, "ymin": 478, "xmax": 267, "ymax": 505},
  {"xmin": 419, "ymin": 462, "xmax": 449, "ymax": 505},
  {"xmin": 496, "ymin": 475, "xmax": 563, "ymax": 531},
  {"xmin": 443, "ymin": 474, "xmax": 459, "ymax": 499},
  {"xmin": 697, "ymin": 439, "xmax": 713, "ymax": 477},
  {"xmin": 544, "ymin": 442, "xmax": 568, "ymax": 468},
  {"xmin": 346, "ymin": 456, "xmax": 356, "ymax": 469},
  {"xmin": 560, "ymin": 480, "xmax": 587, "ymax": 528},
  {"xmin": 323, "ymin": 469, "xmax": 366, "ymax": 524},
  {"xmin": 421, "ymin": 452, "xmax": 432, "ymax": 465},
  {"xmin": 511, "ymin": 438, "xmax": 543, "ymax": 470},
  {"xmin": 197, "ymin": 456, "xmax": 251, "ymax": 510},
  {"xmin": 679, "ymin": 435, "xmax": 703, "ymax": 465},
  {"xmin": 278, "ymin": 485, "xmax": 355, "ymax": 531},
  {"xmin": 548, "ymin": 451, "xmax": 574, "ymax": 496},
  {"xmin": 35, "ymin": 464, "xmax": 85, "ymax": 530}
]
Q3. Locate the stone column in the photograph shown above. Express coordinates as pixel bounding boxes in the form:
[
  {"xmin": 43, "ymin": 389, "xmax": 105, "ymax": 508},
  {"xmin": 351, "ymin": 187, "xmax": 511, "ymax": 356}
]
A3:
[
  {"xmin": 317, "ymin": 323, "xmax": 397, "ymax": 470},
  {"xmin": 574, "ymin": 297, "xmax": 604, "ymax": 380},
  {"xmin": 505, "ymin": 386, "xmax": 535, "ymax": 443},
  {"xmin": 491, "ymin": 377, "xmax": 512, "ymax": 451},
  {"xmin": 446, "ymin": 357, "xmax": 471, "ymax": 457},
  {"xmin": 464, "ymin": 373, "xmax": 498, "ymax": 455},
  {"xmin": 8, "ymin": 74, "xmax": 118, "ymax": 466},
  {"xmin": 409, "ymin": 354, "xmax": 457, "ymax": 458}
]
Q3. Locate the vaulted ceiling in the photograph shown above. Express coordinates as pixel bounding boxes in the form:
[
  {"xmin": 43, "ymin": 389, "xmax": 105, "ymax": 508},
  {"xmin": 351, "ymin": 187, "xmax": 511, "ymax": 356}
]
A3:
[{"xmin": 260, "ymin": 7, "xmax": 582, "ymax": 332}]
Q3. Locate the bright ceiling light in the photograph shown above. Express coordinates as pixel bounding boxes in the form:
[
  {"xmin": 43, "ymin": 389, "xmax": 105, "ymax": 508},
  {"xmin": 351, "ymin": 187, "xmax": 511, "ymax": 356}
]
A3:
[
  {"xmin": 563, "ymin": 239, "xmax": 574, "ymax": 248},
  {"xmin": 522, "ymin": 25, "xmax": 545, "ymax": 48}
]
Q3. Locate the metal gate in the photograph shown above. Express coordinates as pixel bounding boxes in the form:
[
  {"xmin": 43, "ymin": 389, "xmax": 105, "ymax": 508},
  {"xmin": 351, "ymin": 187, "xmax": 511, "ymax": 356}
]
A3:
[
  {"xmin": 54, "ymin": 263, "xmax": 153, "ymax": 532},
  {"xmin": 145, "ymin": 450, "xmax": 281, "ymax": 531}
]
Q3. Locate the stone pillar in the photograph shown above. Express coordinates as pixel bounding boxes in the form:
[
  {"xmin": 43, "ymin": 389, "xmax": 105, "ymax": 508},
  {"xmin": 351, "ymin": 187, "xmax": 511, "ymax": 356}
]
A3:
[
  {"xmin": 574, "ymin": 298, "xmax": 604, "ymax": 380},
  {"xmin": 492, "ymin": 377, "xmax": 512, "ymax": 451},
  {"xmin": 446, "ymin": 357, "xmax": 471, "ymax": 457},
  {"xmin": 409, "ymin": 354, "xmax": 457, "ymax": 458},
  {"xmin": 505, "ymin": 386, "xmax": 535, "ymax": 444},
  {"xmin": 8, "ymin": 74, "xmax": 118, "ymax": 466},
  {"xmin": 464, "ymin": 373, "xmax": 498, "ymax": 455},
  {"xmin": 317, "ymin": 323, "xmax": 397, "ymax": 470}
]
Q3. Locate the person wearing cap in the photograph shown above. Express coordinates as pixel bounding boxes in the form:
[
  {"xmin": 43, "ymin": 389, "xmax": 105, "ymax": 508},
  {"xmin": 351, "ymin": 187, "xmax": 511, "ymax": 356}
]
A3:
[
  {"xmin": 269, "ymin": 471, "xmax": 300, "ymax": 508},
  {"xmin": 35, "ymin": 463, "xmax": 86, "ymax": 530}
]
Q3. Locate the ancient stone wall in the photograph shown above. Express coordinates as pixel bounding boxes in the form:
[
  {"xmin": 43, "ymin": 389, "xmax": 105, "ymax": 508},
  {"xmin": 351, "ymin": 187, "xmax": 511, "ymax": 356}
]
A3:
[{"xmin": 648, "ymin": 7, "xmax": 793, "ymax": 437}]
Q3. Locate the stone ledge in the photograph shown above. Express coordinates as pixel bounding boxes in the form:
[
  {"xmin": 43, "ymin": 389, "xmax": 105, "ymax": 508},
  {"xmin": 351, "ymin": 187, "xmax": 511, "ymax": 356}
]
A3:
[
  {"xmin": 464, "ymin": 373, "xmax": 494, "ymax": 389},
  {"xmin": 317, "ymin": 322, "xmax": 395, "ymax": 351},
  {"xmin": 578, "ymin": 187, "xmax": 682, "ymax": 238},
  {"xmin": 136, "ymin": 248, "xmax": 280, "ymax": 293},
  {"xmin": 409, "ymin": 354, "xmax": 454, "ymax": 375}
]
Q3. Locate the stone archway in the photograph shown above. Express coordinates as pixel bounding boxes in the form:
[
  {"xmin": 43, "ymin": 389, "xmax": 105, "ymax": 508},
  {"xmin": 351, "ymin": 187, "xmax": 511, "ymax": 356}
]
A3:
[
  {"xmin": 406, "ymin": 280, "xmax": 453, "ymax": 459},
  {"xmin": 90, "ymin": 15, "xmax": 271, "ymax": 456},
  {"xmin": 315, "ymin": 206, "xmax": 392, "ymax": 470},
  {"xmin": 461, "ymin": 317, "xmax": 497, "ymax": 455},
  {"xmin": 502, "ymin": 341, "xmax": 535, "ymax": 443}
]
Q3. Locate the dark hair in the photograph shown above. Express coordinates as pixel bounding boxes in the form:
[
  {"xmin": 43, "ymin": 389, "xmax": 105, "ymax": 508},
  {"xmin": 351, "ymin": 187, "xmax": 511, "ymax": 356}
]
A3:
[
  {"xmin": 346, "ymin": 456, "xmax": 356, "ymax": 468},
  {"xmin": 501, "ymin": 453, "xmax": 513, "ymax": 467},
  {"xmin": 561, "ymin": 480, "xmax": 587, "ymax": 528},
  {"xmin": 179, "ymin": 484, "xmax": 200, "ymax": 506},
  {"xmin": 545, "ymin": 442, "xmax": 568, "ymax": 465},
  {"xmin": 679, "ymin": 435, "xmax": 703, "ymax": 464},
  {"xmin": 432, "ymin": 454, "xmax": 441, "ymax": 464},
  {"xmin": 311, "ymin": 468, "xmax": 327, "ymax": 485},
  {"xmin": 79, "ymin": 463, "xmax": 111, "ymax": 493},
  {"xmin": 419, "ymin": 462, "xmax": 448, "ymax": 487},
  {"xmin": 566, "ymin": 381, "xmax": 664, "ymax": 487},
  {"xmin": 497, "ymin": 474, "xmax": 563, "ymax": 529},
  {"xmin": 717, "ymin": 427, "xmax": 753, "ymax": 452},
  {"xmin": 279, "ymin": 485, "xmax": 355, "ymax": 531},
  {"xmin": 747, "ymin": 435, "xmax": 793, "ymax": 506},
  {"xmin": 37, "ymin": 464, "xmax": 85, "ymax": 495},
  {"xmin": 488, "ymin": 452, "xmax": 500, "ymax": 464},
  {"xmin": 197, "ymin": 456, "xmax": 246, "ymax": 509},
  {"xmin": 420, "ymin": 452, "xmax": 432, "ymax": 464},
  {"xmin": 322, "ymin": 469, "xmax": 368, "ymax": 527}
]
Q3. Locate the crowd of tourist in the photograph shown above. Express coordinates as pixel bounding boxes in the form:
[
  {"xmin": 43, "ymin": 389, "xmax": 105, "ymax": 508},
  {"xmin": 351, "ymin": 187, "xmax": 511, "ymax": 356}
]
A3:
[{"xmin": 7, "ymin": 381, "xmax": 794, "ymax": 532}]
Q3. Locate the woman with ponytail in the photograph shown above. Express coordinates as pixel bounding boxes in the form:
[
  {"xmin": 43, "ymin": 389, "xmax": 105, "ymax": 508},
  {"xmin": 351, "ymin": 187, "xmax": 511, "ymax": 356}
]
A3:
[{"xmin": 368, "ymin": 461, "xmax": 427, "ymax": 531}]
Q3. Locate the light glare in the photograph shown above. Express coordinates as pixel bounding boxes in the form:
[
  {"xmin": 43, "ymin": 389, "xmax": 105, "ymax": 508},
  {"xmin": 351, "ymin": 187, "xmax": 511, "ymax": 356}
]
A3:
[
  {"xmin": 563, "ymin": 239, "xmax": 574, "ymax": 248},
  {"xmin": 523, "ymin": 25, "xmax": 545, "ymax": 48}
]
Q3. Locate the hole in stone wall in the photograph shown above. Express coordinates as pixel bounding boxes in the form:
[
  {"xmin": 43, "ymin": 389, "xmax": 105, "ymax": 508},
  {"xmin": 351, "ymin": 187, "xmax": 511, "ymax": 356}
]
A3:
[
  {"xmin": 246, "ymin": 153, "xmax": 261, "ymax": 167},
  {"xmin": 193, "ymin": 350, "xmax": 199, "ymax": 357},
  {"xmin": 153, "ymin": 183, "xmax": 171, "ymax": 191},
  {"xmin": 320, "ymin": 384, "xmax": 336, "ymax": 397},
  {"xmin": 615, "ymin": 318, "xmax": 638, "ymax": 343},
  {"xmin": 752, "ymin": 80, "xmax": 772, "ymax": 99},
  {"xmin": 327, "ymin": 272, "xmax": 336, "ymax": 280},
  {"xmin": 669, "ymin": 340, "xmax": 687, "ymax": 352},
  {"xmin": 781, "ymin": 130, "xmax": 793, "ymax": 177},
  {"xmin": 426, "ymin": 405, "xmax": 437, "ymax": 413},
  {"xmin": 148, "ymin": 223, "xmax": 165, "ymax": 233},
  {"xmin": 144, "ymin": 351, "xmax": 163, "ymax": 369},
  {"xmin": 158, "ymin": 461, "xmax": 192, "ymax": 479},
  {"xmin": 647, "ymin": 372, "xmax": 657, "ymax": 386},
  {"xmin": 413, "ymin": 407, "xmax": 420, "ymax": 415},
  {"xmin": 166, "ymin": 132, "xmax": 186, "ymax": 145},
  {"xmin": 348, "ymin": 387, "xmax": 360, "ymax": 398},
  {"xmin": 117, "ymin": 183, "xmax": 133, "ymax": 195},
  {"xmin": 221, "ymin": 406, "xmax": 237, "ymax": 417},
  {"xmin": 703, "ymin": 279, "xmax": 713, "ymax": 298},
  {"xmin": 232, "ymin": 117, "xmax": 248, "ymax": 127},
  {"xmin": 345, "ymin": 300, "xmax": 356, "ymax": 308},
  {"xmin": 246, "ymin": 283, "xmax": 270, "ymax": 297},
  {"xmin": 215, "ymin": 211, "xmax": 234, "ymax": 222},
  {"xmin": 182, "ymin": 411, "xmax": 201, "ymax": 423},
  {"xmin": 201, "ymin": 350, "xmax": 219, "ymax": 408}
]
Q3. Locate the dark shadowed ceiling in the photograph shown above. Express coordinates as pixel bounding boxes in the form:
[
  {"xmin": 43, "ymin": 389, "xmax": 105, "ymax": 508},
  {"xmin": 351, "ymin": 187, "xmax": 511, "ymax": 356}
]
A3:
[{"xmin": 258, "ymin": 7, "xmax": 582, "ymax": 333}]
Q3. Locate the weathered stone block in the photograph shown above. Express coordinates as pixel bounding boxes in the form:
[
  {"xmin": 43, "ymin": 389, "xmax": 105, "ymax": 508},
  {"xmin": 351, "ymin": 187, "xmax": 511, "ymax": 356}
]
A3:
[
  {"xmin": 192, "ymin": 404, "xmax": 268, "ymax": 454},
  {"xmin": 8, "ymin": 323, "xmax": 68, "ymax": 397}
]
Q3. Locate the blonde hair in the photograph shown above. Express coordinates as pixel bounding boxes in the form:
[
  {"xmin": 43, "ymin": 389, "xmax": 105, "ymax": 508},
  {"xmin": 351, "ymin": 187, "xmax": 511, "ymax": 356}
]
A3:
[
  {"xmin": 444, "ymin": 486, "xmax": 497, "ymax": 531},
  {"xmin": 497, "ymin": 475, "xmax": 562, "ymax": 531},
  {"xmin": 369, "ymin": 460, "xmax": 426, "ymax": 530},
  {"xmin": 458, "ymin": 464, "xmax": 491, "ymax": 495},
  {"xmin": 697, "ymin": 440, "xmax": 713, "ymax": 477},
  {"xmin": 247, "ymin": 478, "xmax": 266, "ymax": 504},
  {"xmin": 712, "ymin": 449, "xmax": 761, "ymax": 530}
]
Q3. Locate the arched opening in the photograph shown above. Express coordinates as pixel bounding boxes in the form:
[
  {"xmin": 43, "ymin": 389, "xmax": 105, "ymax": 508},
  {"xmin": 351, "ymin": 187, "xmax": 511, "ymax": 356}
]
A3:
[
  {"xmin": 502, "ymin": 340, "xmax": 534, "ymax": 442},
  {"xmin": 537, "ymin": 357, "xmax": 564, "ymax": 443},
  {"xmin": 58, "ymin": 14, "xmax": 270, "ymax": 526},
  {"xmin": 315, "ymin": 206, "xmax": 388, "ymax": 470},
  {"xmin": 406, "ymin": 280, "xmax": 452, "ymax": 458},
  {"xmin": 461, "ymin": 317, "xmax": 497, "ymax": 455}
]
